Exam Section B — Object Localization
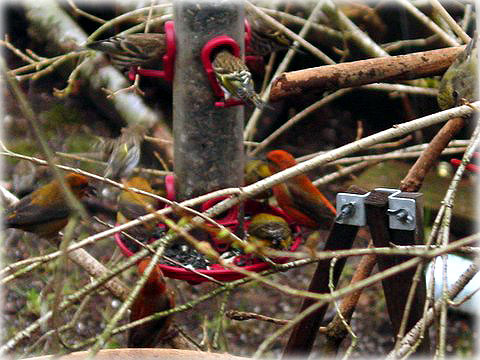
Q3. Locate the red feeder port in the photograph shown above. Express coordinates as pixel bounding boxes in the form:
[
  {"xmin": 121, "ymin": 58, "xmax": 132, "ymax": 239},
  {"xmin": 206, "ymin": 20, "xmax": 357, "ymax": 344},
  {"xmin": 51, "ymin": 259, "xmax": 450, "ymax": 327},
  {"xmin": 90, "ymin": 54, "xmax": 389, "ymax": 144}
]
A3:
[
  {"xmin": 128, "ymin": 21, "xmax": 176, "ymax": 82},
  {"xmin": 165, "ymin": 174, "xmax": 176, "ymax": 201}
]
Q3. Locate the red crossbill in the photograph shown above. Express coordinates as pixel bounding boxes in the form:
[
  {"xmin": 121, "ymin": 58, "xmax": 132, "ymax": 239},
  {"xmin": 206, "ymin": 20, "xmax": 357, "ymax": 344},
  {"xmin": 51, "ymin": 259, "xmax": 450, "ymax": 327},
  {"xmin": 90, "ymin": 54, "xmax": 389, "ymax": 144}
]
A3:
[
  {"xmin": 4, "ymin": 172, "xmax": 95, "ymax": 238},
  {"xmin": 266, "ymin": 150, "xmax": 336, "ymax": 229},
  {"xmin": 128, "ymin": 257, "xmax": 175, "ymax": 348}
]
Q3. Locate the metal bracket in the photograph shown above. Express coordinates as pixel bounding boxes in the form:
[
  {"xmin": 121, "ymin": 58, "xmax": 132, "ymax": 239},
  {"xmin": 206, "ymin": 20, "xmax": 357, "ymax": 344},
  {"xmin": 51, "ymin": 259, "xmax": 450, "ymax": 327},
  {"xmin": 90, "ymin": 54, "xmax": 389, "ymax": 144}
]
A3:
[
  {"xmin": 335, "ymin": 192, "xmax": 370, "ymax": 226},
  {"xmin": 376, "ymin": 188, "xmax": 417, "ymax": 231},
  {"xmin": 336, "ymin": 188, "xmax": 418, "ymax": 230}
]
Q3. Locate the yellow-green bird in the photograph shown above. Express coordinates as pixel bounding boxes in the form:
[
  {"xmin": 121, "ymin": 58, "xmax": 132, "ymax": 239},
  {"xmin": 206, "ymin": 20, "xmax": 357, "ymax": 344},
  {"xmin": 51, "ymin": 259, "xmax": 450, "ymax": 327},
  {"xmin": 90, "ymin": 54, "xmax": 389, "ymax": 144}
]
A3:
[
  {"xmin": 246, "ymin": 213, "xmax": 292, "ymax": 254},
  {"xmin": 87, "ymin": 33, "xmax": 166, "ymax": 70},
  {"xmin": 212, "ymin": 49, "xmax": 267, "ymax": 109},
  {"xmin": 104, "ymin": 125, "xmax": 146, "ymax": 181},
  {"xmin": 117, "ymin": 176, "xmax": 158, "ymax": 249},
  {"xmin": 244, "ymin": 159, "xmax": 273, "ymax": 200},
  {"xmin": 437, "ymin": 34, "xmax": 478, "ymax": 110},
  {"xmin": 246, "ymin": 7, "xmax": 293, "ymax": 56}
]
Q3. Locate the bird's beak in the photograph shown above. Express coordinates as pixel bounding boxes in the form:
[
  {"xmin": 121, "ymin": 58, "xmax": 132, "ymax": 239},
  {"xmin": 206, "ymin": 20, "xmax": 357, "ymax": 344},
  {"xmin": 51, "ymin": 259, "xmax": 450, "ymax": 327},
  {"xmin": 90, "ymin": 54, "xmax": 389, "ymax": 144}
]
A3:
[{"xmin": 84, "ymin": 185, "xmax": 97, "ymax": 197}]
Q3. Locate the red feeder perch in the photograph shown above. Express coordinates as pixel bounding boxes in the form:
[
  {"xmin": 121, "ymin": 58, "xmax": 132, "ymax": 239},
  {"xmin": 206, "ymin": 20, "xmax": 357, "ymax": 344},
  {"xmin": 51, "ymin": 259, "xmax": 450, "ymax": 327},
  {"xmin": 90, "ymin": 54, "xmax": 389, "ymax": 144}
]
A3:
[
  {"xmin": 450, "ymin": 156, "xmax": 480, "ymax": 174},
  {"xmin": 128, "ymin": 21, "xmax": 176, "ymax": 82},
  {"xmin": 201, "ymin": 35, "xmax": 246, "ymax": 108},
  {"xmin": 114, "ymin": 182, "xmax": 302, "ymax": 284}
]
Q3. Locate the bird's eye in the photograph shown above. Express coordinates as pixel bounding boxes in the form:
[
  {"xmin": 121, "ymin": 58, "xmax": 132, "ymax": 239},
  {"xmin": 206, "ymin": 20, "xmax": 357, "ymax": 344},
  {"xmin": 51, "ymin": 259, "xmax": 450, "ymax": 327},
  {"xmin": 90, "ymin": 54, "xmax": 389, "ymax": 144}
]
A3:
[{"xmin": 453, "ymin": 90, "xmax": 459, "ymax": 100}]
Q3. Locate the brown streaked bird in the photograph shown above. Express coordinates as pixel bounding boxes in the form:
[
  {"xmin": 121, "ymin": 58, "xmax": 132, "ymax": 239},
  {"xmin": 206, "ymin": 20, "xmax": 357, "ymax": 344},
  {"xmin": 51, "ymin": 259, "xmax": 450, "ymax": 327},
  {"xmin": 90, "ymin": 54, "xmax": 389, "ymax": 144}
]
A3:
[
  {"xmin": 267, "ymin": 150, "xmax": 336, "ymax": 229},
  {"xmin": 128, "ymin": 257, "xmax": 175, "ymax": 348},
  {"xmin": 103, "ymin": 125, "xmax": 146, "ymax": 181},
  {"xmin": 212, "ymin": 49, "xmax": 267, "ymax": 109},
  {"xmin": 4, "ymin": 173, "xmax": 95, "ymax": 238},
  {"xmin": 87, "ymin": 33, "xmax": 166, "ymax": 69},
  {"xmin": 246, "ymin": 7, "xmax": 295, "ymax": 56}
]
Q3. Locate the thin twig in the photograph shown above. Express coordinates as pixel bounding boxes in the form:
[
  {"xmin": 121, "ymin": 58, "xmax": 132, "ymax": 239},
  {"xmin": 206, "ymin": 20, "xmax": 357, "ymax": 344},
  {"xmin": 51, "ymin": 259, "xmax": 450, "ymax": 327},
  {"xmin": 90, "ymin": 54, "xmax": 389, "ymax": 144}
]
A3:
[
  {"xmin": 429, "ymin": 0, "xmax": 471, "ymax": 43},
  {"xmin": 396, "ymin": 0, "xmax": 460, "ymax": 46}
]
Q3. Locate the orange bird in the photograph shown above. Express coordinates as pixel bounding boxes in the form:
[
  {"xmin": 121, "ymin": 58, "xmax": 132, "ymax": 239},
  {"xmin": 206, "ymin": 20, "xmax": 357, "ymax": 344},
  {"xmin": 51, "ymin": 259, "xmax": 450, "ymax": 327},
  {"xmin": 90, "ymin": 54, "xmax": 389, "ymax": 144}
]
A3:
[
  {"xmin": 128, "ymin": 258, "xmax": 175, "ymax": 348},
  {"xmin": 4, "ymin": 173, "xmax": 95, "ymax": 238},
  {"xmin": 266, "ymin": 150, "xmax": 336, "ymax": 229}
]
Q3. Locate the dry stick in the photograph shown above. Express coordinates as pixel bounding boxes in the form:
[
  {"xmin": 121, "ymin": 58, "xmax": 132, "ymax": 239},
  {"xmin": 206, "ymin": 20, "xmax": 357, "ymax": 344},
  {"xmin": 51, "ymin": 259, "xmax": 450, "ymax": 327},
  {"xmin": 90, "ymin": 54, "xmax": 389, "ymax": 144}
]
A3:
[
  {"xmin": 3, "ymin": 59, "xmax": 129, "ymax": 302},
  {"xmin": 243, "ymin": 1, "xmax": 330, "ymax": 141},
  {"xmin": 429, "ymin": 0, "xmax": 471, "ymax": 43},
  {"xmin": 386, "ymin": 262, "xmax": 480, "ymax": 360},
  {"xmin": 0, "ymin": 36, "xmax": 36, "ymax": 64},
  {"xmin": 226, "ymin": 310, "xmax": 290, "ymax": 326},
  {"xmin": 322, "ymin": 243, "xmax": 378, "ymax": 355},
  {"xmin": 250, "ymin": 88, "xmax": 351, "ymax": 156},
  {"xmin": 67, "ymin": 0, "xmax": 106, "ymax": 24},
  {"xmin": 400, "ymin": 117, "xmax": 465, "ymax": 192},
  {"xmin": 253, "ymin": 232, "xmax": 480, "ymax": 359},
  {"xmin": 382, "ymin": 35, "xmax": 439, "ymax": 53},
  {"xmin": 270, "ymin": 45, "xmax": 464, "ymax": 101},
  {"xmin": 268, "ymin": 244, "xmax": 480, "ymax": 262},
  {"xmin": 437, "ymin": 119, "xmax": 480, "ymax": 357},
  {"xmin": 321, "ymin": 0, "xmax": 388, "ymax": 58},
  {"xmin": 7, "ymin": 230, "xmax": 479, "ymax": 355},
  {"xmin": 245, "ymin": 1, "xmax": 334, "ymax": 64},
  {"xmin": 328, "ymin": 258, "xmax": 358, "ymax": 358},
  {"xmin": 7, "ymin": 102, "xmax": 473, "ymax": 282},
  {"xmin": 395, "ymin": 114, "xmax": 479, "ymax": 355},
  {"xmin": 395, "ymin": 0, "xmax": 460, "ymax": 47},
  {"xmin": 297, "ymin": 139, "xmax": 469, "ymax": 162},
  {"xmin": 361, "ymin": 83, "xmax": 438, "ymax": 96},
  {"xmin": 86, "ymin": 4, "xmax": 171, "ymax": 41},
  {"xmin": 310, "ymin": 146, "xmax": 466, "ymax": 187},
  {"xmin": 315, "ymin": 119, "xmax": 470, "ymax": 354},
  {"xmin": 258, "ymin": 7, "xmax": 343, "ymax": 48},
  {"xmin": 313, "ymin": 160, "xmax": 379, "ymax": 187}
]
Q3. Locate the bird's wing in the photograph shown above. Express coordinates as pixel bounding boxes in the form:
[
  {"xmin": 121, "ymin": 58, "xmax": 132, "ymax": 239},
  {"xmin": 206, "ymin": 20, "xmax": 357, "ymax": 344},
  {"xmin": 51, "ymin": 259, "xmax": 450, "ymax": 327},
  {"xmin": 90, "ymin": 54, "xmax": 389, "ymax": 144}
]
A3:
[
  {"xmin": 128, "ymin": 295, "xmax": 173, "ymax": 347},
  {"xmin": 288, "ymin": 183, "xmax": 335, "ymax": 226},
  {"xmin": 5, "ymin": 201, "xmax": 70, "ymax": 227}
]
